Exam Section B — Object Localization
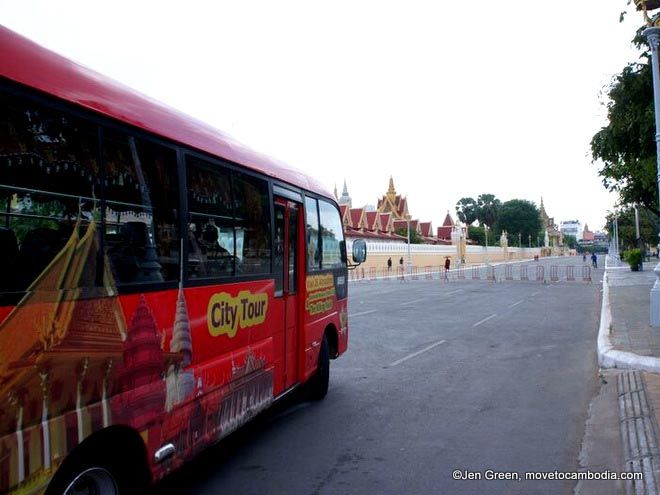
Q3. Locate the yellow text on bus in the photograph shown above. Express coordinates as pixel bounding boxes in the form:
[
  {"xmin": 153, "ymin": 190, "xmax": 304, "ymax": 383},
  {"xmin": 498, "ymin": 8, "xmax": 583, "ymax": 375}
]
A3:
[{"xmin": 208, "ymin": 291, "xmax": 268, "ymax": 338}]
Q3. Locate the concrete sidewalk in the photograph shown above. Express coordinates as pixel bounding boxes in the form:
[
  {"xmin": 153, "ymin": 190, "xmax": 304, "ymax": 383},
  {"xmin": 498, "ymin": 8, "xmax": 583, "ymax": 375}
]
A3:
[
  {"xmin": 599, "ymin": 260, "xmax": 660, "ymax": 494},
  {"xmin": 607, "ymin": 263, "xmax": 660, "ymax": 359}
]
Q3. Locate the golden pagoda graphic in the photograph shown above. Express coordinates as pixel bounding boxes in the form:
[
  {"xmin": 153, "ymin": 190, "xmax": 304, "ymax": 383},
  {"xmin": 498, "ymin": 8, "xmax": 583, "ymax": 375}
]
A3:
[{"xmin": 0, "ymin": 219, "xmax": 126, "ymax": 491}]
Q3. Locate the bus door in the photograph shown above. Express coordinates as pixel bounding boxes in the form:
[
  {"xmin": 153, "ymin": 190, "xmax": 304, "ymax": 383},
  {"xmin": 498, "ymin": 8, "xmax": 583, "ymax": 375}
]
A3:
[{"xmin": 274, "ymin": 198, "xmax": 301, "ymax": 390}]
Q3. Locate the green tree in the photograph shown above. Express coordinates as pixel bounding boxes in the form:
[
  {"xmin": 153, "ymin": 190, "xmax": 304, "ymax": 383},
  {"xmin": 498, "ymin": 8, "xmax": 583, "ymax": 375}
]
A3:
[
  {"xmin": 563, "ymin": 234, "xmax": 578, "ymax": 249},
  {"xmin": 455, "ymin": 197, "xmax": 478, "ymax": 226},
  {"xmin": 476, "ymin": 194, "xmax": 501, "ymax": 227},
  {"xmin": 494, "ymin": 199, "xmax": 542, "ymax": 243},
  {"xmin": 468, "ymin": 225, "xmax": 496, "ymax": 246},
  {"xmin": 12, "ymin": 197, "xmax": 64, "ymax": 242},
  {"xmin": 591, "ymin": 29, "xmax": 660, "ymax": 217},
  {"xmin": 606, "ymin": 205, "xmax": 658, "ymax": 250}
]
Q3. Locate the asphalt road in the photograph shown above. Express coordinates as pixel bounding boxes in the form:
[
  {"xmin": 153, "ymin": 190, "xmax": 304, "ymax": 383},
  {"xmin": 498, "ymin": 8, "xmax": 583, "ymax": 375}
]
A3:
[{"xmin": 154, "ymin": 257, "xmax": 604, "ymax": 495}]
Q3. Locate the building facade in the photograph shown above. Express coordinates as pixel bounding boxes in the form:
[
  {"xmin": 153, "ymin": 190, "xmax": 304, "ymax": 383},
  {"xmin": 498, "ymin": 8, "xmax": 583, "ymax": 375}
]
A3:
[
  {"xmin": 560, "ymin": 220, "xmax": 583, "ymax": 241},
  {"xmin": 539, "ymin": 198, "xmax": 563, "ymax": 250}
]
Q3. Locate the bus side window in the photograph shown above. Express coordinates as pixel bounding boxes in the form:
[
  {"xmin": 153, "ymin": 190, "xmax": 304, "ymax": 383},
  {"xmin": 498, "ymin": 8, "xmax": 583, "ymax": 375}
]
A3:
[
  {"xmin": 305, "ymin": 197, "xmax": 320, "ymax": 271},
  {"xmin": 103, "ymin": 130, "xmax": 179, "ymax": 284},
  {"xmin": 0, "ymin": 90, "xmax": 99, "ymax": 293},
  {"xmin": 273, "ymin": 204, "xmax": 285, "ymax": 295},
  {"xmin": 319, "ymin": 200, "xmax": 344, "ymax": 270},
  {"xmin": 232, "ymin": 171, "xmax": 271, "ymax": 275},
  {"xmin": 186, "ymin": 156, "xmax": 234, "ymax": 279}
]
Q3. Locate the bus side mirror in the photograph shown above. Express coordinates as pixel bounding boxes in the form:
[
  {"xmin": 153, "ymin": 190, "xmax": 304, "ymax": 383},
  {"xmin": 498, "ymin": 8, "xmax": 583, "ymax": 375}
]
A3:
[{"xmin": 352, "ymin": 239, "xmax": 367, "ymax": 264}]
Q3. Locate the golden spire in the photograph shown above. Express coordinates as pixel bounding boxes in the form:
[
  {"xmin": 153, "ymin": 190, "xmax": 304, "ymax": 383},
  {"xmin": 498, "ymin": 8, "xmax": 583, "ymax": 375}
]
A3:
[{"xmin": 387, "ymin": 176, "xmax": 396, "ymax": 201}]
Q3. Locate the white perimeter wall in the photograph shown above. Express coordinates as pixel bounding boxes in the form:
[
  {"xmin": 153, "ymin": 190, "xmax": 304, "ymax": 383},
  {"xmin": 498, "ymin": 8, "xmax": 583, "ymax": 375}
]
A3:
[{"xmin": 346, "ymin": 240, "xmax": 543, "ymax": 271}]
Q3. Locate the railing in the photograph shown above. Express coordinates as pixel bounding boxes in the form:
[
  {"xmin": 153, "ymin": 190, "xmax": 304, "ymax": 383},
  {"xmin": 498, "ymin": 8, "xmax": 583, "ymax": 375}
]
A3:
[
  {"xmin": 347, "ymin": 262, "xmax": 592, "ymax": 283},
  {"xmin": 346, "ymin": 240, "xmax": 543, "ymax": 256}
]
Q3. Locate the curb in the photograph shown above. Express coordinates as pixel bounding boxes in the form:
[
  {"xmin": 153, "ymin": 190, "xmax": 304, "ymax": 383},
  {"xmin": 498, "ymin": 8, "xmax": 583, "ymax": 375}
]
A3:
[{"xmin": 598, "ymin": 269, "xmax": 660, "ymax": 373}]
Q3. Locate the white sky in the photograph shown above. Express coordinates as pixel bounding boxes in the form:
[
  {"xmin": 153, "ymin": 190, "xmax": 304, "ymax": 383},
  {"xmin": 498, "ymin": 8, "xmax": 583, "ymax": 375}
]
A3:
[{"xmin": 1, "ymin": 1, "xmax": 645, "ymax": 232}]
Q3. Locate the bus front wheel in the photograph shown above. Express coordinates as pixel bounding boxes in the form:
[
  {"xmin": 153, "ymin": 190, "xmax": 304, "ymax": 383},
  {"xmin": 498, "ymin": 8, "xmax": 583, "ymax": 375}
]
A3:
[
  {"xmin": 62, "ymin": 467, "xmax": 119, "ymax": 495},
  {"xmin": 46, "ymin": 430, "xmax": 149, "ymax": 495},
  {"xmin": 306, "ymin": 335, "xmax": 330, "ymax": 400}
]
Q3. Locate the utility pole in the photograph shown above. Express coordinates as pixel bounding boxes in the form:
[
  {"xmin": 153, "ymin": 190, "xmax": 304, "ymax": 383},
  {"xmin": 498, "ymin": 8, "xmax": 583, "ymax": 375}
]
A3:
[{"xmin": 637, "ymin": 1, "xmax": 660, "ymax": 324}]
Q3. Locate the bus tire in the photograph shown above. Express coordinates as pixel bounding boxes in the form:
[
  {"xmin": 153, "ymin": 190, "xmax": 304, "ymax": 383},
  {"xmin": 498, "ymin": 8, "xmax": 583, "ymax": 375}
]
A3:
[
  {"xmin": 46, "ymin": 433, "xmax": 149, "ymax": 495},
  {"xmin": 306, "ymin": 335, "xmax": 330, "ymax": 400}
]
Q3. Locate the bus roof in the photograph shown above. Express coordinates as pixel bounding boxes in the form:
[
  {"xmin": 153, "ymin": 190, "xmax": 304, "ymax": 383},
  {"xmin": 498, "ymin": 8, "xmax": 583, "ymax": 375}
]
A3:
[{"xmin": 1, "ymin": 26, "xmax": 333, "ymax": 199}]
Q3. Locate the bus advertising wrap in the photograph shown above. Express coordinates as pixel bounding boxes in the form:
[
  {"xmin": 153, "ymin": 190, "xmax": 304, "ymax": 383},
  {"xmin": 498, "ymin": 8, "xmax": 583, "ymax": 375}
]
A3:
[{"xmin": 0, "ymin": 223, "xmax": 276, "ymax": 493}]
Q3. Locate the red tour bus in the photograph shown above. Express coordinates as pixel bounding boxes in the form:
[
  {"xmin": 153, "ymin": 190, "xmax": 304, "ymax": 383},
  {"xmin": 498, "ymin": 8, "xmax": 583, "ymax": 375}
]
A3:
[{"xmin": 0, "ymin": 26, "xmax": 366, "ymax": 495}]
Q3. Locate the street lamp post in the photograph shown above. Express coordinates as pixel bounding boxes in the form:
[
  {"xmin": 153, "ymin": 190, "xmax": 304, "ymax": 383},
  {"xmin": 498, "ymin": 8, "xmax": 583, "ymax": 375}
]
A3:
[
  {"xmin": 405, "ymin": 214, "xmax": 412, "ymax": 276},
  {"xmin": 630, "ymin": 1, "xmax": 660, "ymax": 323},
  {"xmin": 616, "ymin": 212, "xmax": 620, "ymax": 253},
  {"xmin": 634, "ymin": 203, "xmax": 644, "ymax": 270},
  {"xmin": 616, "ymin": 214, "xmax": 621, "ymax": 260},
  {"xmin": 611, "ymin": 211, "xmax": 620, "ymax": 263},
  {"xmin": 484, "ymin": 224, "xmax": 489, "ymax": 265}
]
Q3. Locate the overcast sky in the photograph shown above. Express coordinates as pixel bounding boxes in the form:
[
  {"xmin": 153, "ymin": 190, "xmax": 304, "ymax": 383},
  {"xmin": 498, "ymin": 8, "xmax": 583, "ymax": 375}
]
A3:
[{"xmin": 1, "ymin": 1, "xmax": 645, "ymax": 232}]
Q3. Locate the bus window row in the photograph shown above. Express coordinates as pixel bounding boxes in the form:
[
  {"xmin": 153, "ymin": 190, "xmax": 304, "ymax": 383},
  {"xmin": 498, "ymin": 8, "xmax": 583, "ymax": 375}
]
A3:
[
  {"xmin": 0, "ymin": 90, "xmax": 274, "ymax": 293},
  {"xmin": 0, "ymin": 88, "xmax": 345, "ymax": 294}
]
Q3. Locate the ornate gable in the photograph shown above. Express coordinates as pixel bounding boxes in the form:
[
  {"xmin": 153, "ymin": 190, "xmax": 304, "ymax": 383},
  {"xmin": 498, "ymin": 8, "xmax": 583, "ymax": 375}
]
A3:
[
  {"xmin": 379, "ymin": 213, "xmax": 394, "ymax": 234},
  {"xmin": 437, "ymin": 212, "xmax": 455, "ymax": 240},
  {"xmin": 365, "ymin": 211, "xmax": 381, "ymax": 232},
  {"xmin": 377, "ymin": 177, "xmax": 409, "ymax": 220},
  {"xmin": 349, "ymin": 208, "xmax": 367, "ymax": 230},
  {"xmin": 340, "ymin": 205, "xmax": 350, "ymax": 228},
  {"xmin": 420, "ymin": 222, "xmax": 433, "ymax": 238}
]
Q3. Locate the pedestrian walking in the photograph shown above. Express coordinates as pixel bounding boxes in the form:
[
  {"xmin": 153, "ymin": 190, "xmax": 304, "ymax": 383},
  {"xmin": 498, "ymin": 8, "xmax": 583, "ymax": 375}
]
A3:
[
  {"xmin": 582, "ymin": 253, "xmax": 586, "ymax": 263},
  {"xmin": 387, "ymin": 257, "xmax": 392, "ymax": 271},
  {"xmin": 591, "ymin": 253, "xmax": 598, "ymax": 269},
  {"xmin": 444, "ymin": 256, "xmax": 450, "ymax": 278},
  {"xmin": 399, "ymin": 256, "xmax": 404, "ymax": 267}
]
